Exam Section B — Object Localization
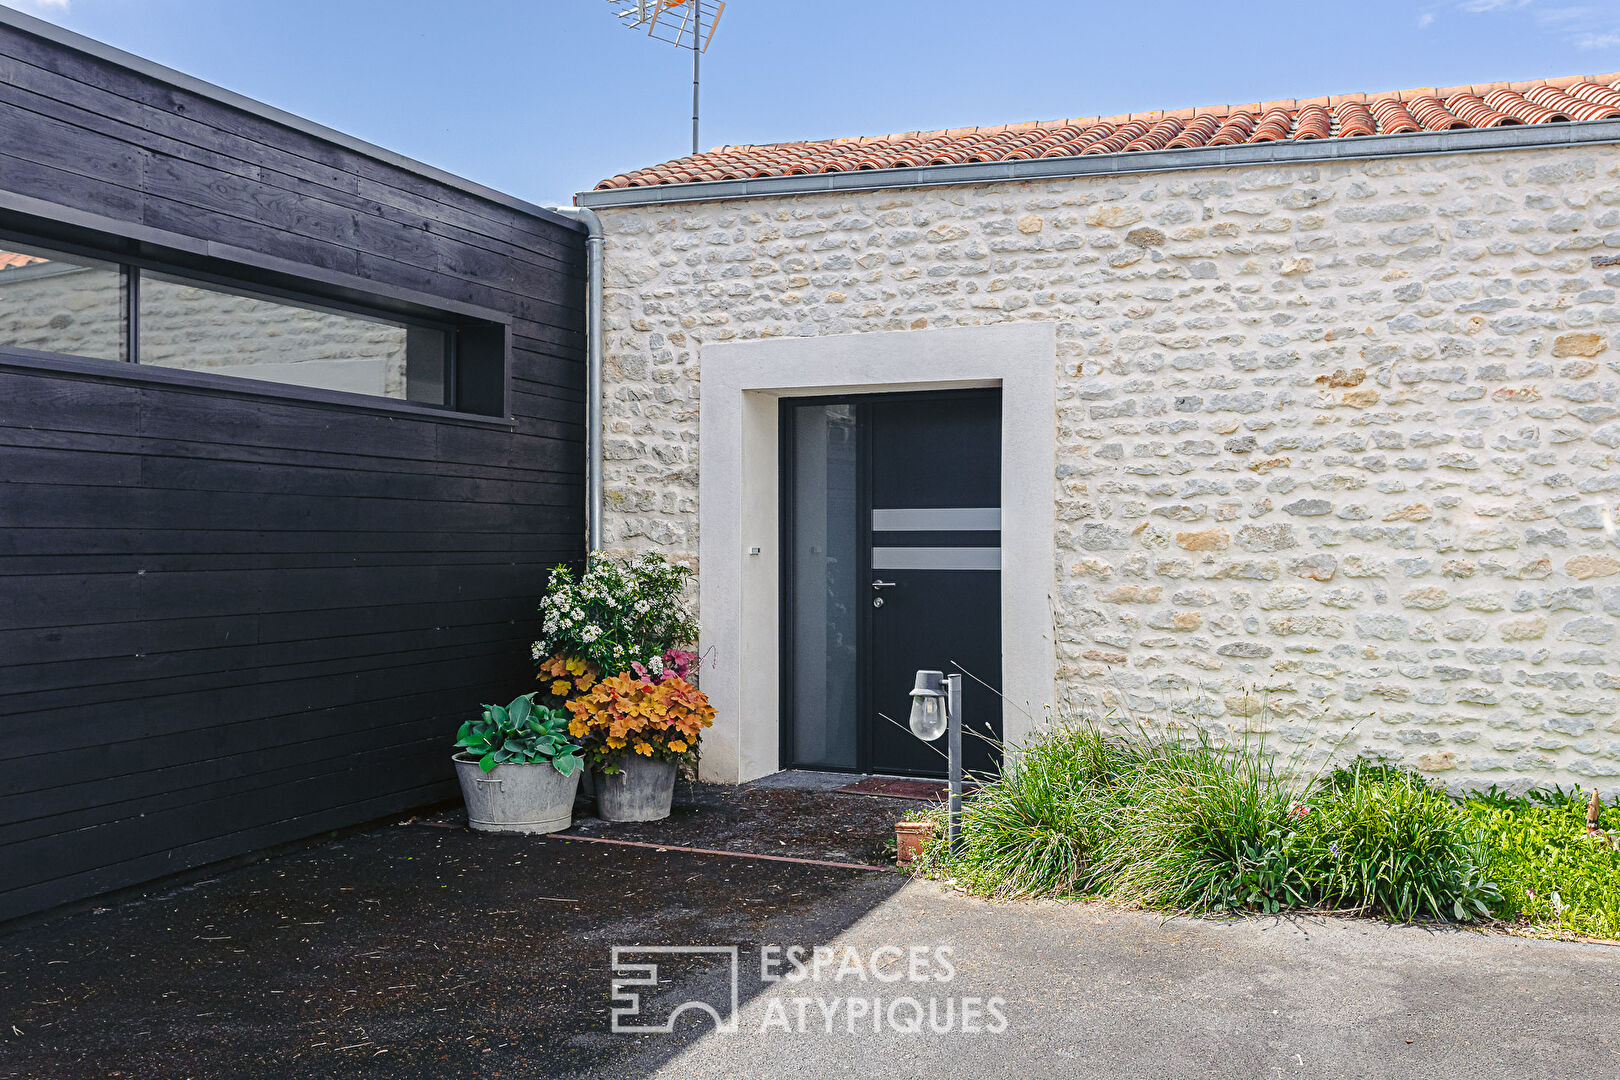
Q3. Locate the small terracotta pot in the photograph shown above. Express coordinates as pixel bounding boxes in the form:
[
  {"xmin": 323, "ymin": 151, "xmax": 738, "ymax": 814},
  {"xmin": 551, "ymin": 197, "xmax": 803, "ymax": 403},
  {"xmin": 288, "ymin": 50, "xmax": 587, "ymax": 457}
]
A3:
[{"xmin": 895, "ymin": 821, "xmax": 937, "ymax": 866}]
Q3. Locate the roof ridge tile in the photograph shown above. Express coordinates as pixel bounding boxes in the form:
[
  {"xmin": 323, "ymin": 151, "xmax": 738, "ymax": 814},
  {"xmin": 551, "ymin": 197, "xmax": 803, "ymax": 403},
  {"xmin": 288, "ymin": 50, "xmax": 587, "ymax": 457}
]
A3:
[{"xmin": 596, "ymin": 71, "xmax": 1620, "ymax": 190}]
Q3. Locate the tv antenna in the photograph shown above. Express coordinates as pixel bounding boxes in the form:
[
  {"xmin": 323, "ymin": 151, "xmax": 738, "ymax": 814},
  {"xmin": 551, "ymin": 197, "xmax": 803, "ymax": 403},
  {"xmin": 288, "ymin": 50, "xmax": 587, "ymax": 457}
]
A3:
[{"xmin": 606, "ymin": 1, "xmax": 726, "ymax": 156}]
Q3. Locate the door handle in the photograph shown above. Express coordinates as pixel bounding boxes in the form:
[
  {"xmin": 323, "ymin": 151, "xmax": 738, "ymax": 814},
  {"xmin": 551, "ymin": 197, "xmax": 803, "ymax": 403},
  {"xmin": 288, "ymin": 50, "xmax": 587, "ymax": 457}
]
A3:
[{"xmin": 872, "ymin": 580, "xmax": 898, "ymax": 590}]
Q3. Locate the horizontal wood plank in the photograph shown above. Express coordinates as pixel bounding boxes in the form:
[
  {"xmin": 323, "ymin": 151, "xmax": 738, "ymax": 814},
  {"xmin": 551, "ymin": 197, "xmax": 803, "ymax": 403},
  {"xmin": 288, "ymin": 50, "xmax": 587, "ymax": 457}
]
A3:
[{"xmin": 0, "ymin": 21, "xmax": 586, "ymax": 921}]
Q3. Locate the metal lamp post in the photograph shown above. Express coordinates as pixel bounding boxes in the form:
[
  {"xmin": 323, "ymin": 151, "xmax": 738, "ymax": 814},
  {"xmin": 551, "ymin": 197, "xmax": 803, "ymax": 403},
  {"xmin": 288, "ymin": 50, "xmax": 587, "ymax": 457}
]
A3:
[{"xmin": 908, "ymin": 669, "xmax": 964, "ymax": 854}]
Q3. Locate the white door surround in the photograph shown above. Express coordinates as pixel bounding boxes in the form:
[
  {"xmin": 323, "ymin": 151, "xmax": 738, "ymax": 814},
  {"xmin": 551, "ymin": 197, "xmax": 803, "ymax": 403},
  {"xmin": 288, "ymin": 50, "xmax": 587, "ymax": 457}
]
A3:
[{"xmin": 696, "ymin": 323, "xmax": 1058, "ymax": 783}]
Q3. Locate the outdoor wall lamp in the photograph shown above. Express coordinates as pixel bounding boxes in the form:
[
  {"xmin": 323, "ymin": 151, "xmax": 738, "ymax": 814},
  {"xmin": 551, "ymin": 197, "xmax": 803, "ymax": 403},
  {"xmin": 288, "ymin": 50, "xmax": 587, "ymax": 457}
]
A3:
[{"xmin": 908, "ymin": 669, "xmax": 964, "ymax": 854}]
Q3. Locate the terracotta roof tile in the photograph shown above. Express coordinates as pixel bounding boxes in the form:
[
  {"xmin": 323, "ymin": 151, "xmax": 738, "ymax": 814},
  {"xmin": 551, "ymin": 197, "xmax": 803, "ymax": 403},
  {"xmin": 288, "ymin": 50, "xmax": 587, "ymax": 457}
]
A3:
[
  {"xmin": 0, "ymin": 251, "xmax": 47, "ymax": 270},
  {"xmin": 597, "ymin": 71, "xmax": 1620, "ymax": 192}
]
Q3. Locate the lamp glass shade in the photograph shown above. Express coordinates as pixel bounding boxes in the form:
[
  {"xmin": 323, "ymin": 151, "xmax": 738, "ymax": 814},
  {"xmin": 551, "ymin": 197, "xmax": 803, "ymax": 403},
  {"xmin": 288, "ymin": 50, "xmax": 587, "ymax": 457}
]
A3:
[{"xmin": 908, "ymin": 694, "xmax": 947, "ymax": 741}]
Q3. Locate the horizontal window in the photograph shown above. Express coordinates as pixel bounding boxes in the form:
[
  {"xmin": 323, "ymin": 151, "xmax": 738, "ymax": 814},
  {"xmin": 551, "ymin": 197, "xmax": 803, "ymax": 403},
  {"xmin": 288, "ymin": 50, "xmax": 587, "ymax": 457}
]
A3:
[
  {"xmin": 0, "ymin": 238, "xmax": 503, "ymax": 415},
  {"xmin": 136, "ymin": 272, "xmax": 448, "ymax": 404}
]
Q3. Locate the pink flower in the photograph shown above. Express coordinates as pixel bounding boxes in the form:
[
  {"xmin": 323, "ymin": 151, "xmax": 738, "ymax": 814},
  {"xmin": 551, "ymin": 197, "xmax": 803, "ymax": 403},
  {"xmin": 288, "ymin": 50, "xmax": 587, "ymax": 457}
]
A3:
[{"xmin": 662, "ymin": 648, "xmax": 697, "ymax": 681}]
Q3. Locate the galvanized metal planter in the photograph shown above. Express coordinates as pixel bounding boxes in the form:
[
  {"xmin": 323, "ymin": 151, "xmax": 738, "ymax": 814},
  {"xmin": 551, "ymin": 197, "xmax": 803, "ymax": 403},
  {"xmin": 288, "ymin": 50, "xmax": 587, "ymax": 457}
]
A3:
[
  {"xmin": 453, "ymin": 754, "xmax": 581, "ymax": 834},
  {"xmin": 596, "ymin": 757, "xmax": 677, "ymax": 822}
]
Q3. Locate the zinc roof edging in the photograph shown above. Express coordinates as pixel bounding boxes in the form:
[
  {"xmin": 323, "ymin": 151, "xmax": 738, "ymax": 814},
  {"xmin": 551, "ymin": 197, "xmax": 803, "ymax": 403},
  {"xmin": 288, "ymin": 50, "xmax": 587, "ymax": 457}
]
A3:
[{"xmin": 577, "ymin": 116, "xmax": 1620, "ymax": 209}]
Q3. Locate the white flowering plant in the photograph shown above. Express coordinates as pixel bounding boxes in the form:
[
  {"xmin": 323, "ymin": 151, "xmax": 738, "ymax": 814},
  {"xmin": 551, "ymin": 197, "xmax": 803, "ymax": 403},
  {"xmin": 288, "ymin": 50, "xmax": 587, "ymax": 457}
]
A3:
[{"xmin": 533, "ymin": 552, "xmax": 699, "ymax": 677}]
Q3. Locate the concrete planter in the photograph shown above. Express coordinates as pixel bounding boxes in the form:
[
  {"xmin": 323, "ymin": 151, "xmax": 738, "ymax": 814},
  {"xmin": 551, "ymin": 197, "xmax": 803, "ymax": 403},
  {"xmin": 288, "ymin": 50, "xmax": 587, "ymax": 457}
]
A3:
[
  {"xmin": 453, "ymin": 754, "xmax": 581, "ymax": 834},
  {"xmin": 596, "ymin": 757, "xmax": 677, "ymax": 822}
]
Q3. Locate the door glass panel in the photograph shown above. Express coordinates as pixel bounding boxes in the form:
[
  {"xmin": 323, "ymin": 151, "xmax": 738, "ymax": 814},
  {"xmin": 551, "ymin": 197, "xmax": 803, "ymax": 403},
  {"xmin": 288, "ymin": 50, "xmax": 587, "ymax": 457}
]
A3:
[
  {"xmin": 789, "ymin": 403, "xmax": 859, "ymax": 769},
  {"xmin": 0, "ymin": 243, "xmax": 124, "ymax": 361}
]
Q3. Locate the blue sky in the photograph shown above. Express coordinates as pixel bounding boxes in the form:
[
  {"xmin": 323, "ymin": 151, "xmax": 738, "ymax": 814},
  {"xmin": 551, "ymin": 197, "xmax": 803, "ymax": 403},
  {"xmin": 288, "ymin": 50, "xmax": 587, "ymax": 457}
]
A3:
[{"xmin": 7, "ymin": 0, "xmax": 1620, "ymax": 206}]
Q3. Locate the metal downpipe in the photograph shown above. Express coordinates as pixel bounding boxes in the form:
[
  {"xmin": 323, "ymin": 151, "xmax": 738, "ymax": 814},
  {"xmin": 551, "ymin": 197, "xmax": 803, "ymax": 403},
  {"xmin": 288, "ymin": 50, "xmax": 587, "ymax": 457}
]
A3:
[{"xmin": 548, "ymin": 205, "xmax": 604, "ymax": 556}]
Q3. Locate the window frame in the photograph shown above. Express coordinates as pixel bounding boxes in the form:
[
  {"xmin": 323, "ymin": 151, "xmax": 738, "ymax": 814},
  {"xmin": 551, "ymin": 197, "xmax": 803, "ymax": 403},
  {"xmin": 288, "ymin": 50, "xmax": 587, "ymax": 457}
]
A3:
[{"xmin": 0, "ymin": 217, "xmax": 513, "ymax": 423}]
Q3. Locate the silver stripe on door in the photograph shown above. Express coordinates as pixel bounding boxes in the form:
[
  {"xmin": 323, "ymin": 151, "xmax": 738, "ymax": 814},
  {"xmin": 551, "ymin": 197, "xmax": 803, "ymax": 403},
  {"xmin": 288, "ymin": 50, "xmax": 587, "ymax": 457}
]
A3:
[
  {"xmin": 872, "ymin": 547, "xmax": 1001, "ymax": 571},
  {"xmin": 872, "ymin": 507, "xmax": 1001, "ymax": 532}
]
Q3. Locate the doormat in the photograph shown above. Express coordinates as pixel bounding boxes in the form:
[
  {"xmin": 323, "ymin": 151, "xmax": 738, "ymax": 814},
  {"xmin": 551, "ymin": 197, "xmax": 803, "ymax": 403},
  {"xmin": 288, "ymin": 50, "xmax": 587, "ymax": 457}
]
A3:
[{"xmin": 836, "ymin": 776, "xmax": 977, "ymax": 801}]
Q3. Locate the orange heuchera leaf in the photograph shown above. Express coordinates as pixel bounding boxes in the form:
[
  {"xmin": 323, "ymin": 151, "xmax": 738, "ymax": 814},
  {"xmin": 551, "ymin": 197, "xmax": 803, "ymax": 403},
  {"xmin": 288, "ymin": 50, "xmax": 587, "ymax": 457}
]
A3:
[{"xmin": 562, "ymin": 670, "xmax": 715, "ymax": 754}]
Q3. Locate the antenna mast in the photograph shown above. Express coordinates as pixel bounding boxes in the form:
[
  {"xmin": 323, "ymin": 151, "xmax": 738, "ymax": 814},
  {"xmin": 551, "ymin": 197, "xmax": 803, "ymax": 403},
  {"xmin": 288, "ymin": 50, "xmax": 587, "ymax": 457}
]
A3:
[
  {"xmin": 691, "ymin": 2, "xmax": 701, "ymax": 155},
  {"xmin": 606, "ymin": 1, "xmax": 726, "ymax": 157}
]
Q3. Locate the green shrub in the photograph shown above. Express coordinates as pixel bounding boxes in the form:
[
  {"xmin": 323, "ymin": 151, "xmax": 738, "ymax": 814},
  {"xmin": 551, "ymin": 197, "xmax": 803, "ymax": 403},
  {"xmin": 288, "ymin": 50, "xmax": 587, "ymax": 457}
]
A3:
[
  {"xmin": 913, "ymin": 723, "xmax": 1620, "ymax": 935},
  {"xmin": 914, "ymin": 719, "xmax": 1500, "ymax": 924},
  {"xmin": 1460, "ymin": 789, "xmax": 1620, "ymax": 939},
  {"xmin": 1099, "ymin": 733, "xmax": 1309, "ymax": 914},
  {"xmin": 936, "ymin": 721, "xmax": 1120, "ymax": 898},
  {"xmin": 1297, "ymin": 771, "xmax": 1500, "ymax": 922},
  {"xmin": 534, "ymin": 552, "xmax": 699, "ymax": 676},
  {"xmin": 1317, "ymin": 756, "xmax": 1425, "ymax": 793}
]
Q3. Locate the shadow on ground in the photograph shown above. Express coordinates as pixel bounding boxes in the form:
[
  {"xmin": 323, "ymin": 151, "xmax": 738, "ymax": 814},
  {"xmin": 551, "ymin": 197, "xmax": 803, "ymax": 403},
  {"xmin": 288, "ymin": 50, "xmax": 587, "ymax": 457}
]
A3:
[{"xmin": 0, "ymin": 781, "xmax": 917, "ymax": 1080}]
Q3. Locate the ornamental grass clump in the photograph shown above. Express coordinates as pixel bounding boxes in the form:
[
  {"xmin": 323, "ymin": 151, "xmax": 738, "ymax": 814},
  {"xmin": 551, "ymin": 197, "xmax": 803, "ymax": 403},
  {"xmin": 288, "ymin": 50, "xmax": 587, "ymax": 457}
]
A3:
[
  {"xmin": 938, "ymin": 721, "xmax": 1125, "ymax": 898},
  {"xmin": 1099, "ymin": 732, "xmax": 1312, "ymax": 915},
  {"xmin": 915, "ymin": 718, "xmax": 1503, "ymax": 925},
  {"xmin": 1295, "ymin": 766, "xmax": 1500, "ymax": 922}
]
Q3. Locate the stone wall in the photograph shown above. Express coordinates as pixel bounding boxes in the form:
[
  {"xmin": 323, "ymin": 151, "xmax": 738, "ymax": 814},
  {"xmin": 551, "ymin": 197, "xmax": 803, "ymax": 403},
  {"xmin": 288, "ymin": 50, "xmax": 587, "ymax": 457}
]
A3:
[{"xmin": 595, "ymin": 144, "xmax": 1620, "ymax": 792}]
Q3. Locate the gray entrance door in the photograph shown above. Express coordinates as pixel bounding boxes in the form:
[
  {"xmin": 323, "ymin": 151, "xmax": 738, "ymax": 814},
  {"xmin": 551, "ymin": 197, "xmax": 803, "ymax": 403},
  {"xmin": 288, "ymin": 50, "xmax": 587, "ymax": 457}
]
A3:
[{"xmin": 781, "ymin": 389, "xmax": 1002, "ymax": 778}]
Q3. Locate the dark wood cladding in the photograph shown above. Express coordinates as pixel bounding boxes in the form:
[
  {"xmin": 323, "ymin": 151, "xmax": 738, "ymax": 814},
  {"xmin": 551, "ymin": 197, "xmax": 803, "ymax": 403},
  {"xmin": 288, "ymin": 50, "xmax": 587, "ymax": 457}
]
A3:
[{"xmin": 0, "ymin": 18, "xmax": 586, "ymax": 921}]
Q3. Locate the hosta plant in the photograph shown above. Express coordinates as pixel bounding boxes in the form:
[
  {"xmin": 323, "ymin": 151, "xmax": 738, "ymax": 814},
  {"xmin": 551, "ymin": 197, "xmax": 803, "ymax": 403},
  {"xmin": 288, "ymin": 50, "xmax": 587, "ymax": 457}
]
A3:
[{"xmin": 454, "ymin": 693, "xmax": 582, "ymax": 776}]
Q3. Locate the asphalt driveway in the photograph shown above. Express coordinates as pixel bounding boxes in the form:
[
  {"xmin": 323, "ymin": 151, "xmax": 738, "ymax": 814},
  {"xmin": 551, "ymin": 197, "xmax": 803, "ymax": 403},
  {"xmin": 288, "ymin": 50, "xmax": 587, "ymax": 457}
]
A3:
[
  {"xmin": 629, "ymin": 880, "xmax": 1620, "ymax": 1080},
  {"xmin": 2, "ymin": 779, "xmax": 1617, "ymax": 1080},
  {"xmin": 0, "ymin": 780, "xmax": 911, "ymax": 1080}
]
